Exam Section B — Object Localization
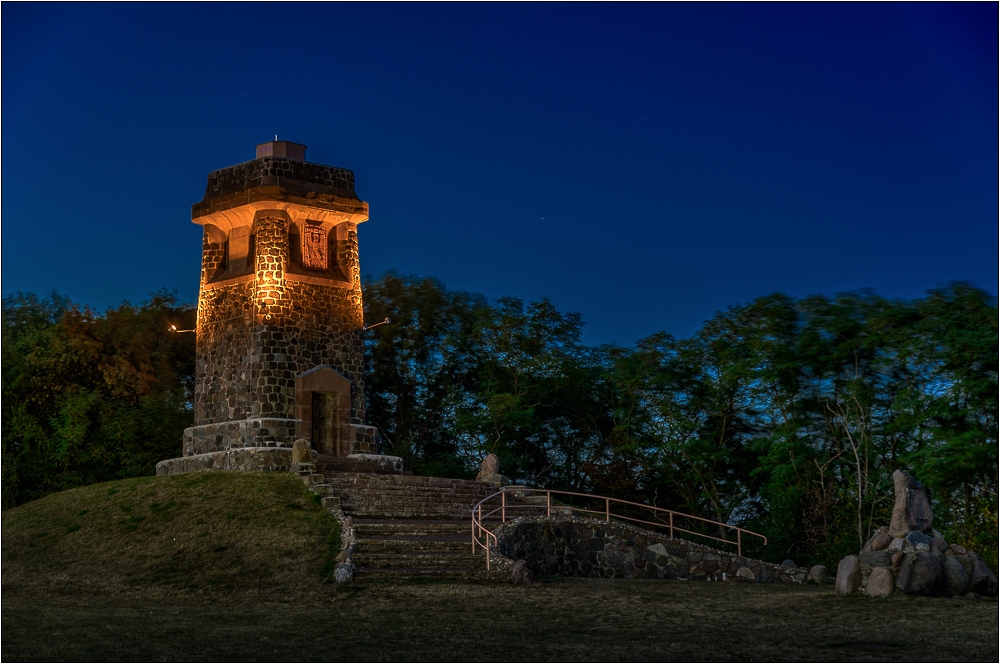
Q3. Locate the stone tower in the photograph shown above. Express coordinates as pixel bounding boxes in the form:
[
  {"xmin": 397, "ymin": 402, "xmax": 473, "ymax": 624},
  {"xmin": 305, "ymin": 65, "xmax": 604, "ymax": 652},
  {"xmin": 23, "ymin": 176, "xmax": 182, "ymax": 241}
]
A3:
[{"xmin": 159, "ymin": 141, "xmax": 378, "ymax": 475}]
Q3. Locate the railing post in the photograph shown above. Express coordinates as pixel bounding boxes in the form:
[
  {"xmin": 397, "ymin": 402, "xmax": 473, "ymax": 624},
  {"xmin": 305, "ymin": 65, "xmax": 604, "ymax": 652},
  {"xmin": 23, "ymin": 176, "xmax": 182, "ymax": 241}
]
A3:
[
  {"xmin": 471, "ymin": 516, "xmax": 476, "ymax": 553},
  {"xmin": 502, "ymin": 491, "xmax": 506, "ymax": 523},
  {"xmin": 737, "ymin": 529, "xmax": 742, "ymax": 557},
  {"xmin": 486, "ymin": 540, "xmax": 491, "ymax": 571},
  {"xmin": 546, "ymin": 491, "xmax": 551, "ymax": 518},
  {"xmin": 605, "ymin": 497, "xmax": 610, "ymax": 523},
  {"xmin": 669, "ymin": 512, "xmax": 674, "ymax": 539}
]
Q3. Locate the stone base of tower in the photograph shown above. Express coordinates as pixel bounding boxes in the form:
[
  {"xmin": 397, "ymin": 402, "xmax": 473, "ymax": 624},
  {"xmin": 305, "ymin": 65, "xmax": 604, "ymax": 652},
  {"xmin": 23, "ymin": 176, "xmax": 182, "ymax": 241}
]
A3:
[
  {"xmin": 156, "ymin": 447, "xmax": 294, "ymax": 476},
  {"xmin": 155, "ymin": 419, "xmax": 379, "ymax": 477},
  {"xmin": 180, "ymin": 419, "xmax": 378, "ymax": 456}
]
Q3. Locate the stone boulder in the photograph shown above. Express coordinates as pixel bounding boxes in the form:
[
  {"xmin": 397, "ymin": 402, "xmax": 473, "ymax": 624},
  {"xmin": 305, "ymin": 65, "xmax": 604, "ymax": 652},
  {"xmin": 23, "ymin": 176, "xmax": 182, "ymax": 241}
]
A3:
[
  {"xmin": 895, "ymin": 552, "xmax": 946, "ymax": 596},
  {"xmin": 859, "ymin": 550, "xmax": 894, "ymax": 568},
  {"xmin": 865, "ymin": 566, "xmax": 895, "ymax": 597},
  {"xmin": 905, "ymin": 530, "xmax": 931, "ymax": 551},
  {"xmin": 943, "ymin": 556, "xmax": 971, "ymax": 595},
  {"xmin": 967, "ymin": 552, "xmax": 999, "ymax": 597},
  {"xmin": 835, "ymin": 555, "xmax": 861, "ymax": 595},
  {"xmin": 291, "ymin": 438, "xmax": 312, "ymax": 463},
  {"xmin": 863, "ymin": 532, "xmax": 893, "ymax": 552},
  {"xmin": 807, "ymin": 565, "xmax": 829, "ymax": 585},
  {"xmin": 480, "ymin": 453, "xmax": 500, "ymax": 475},
  {"xmin": 475, "ymin": 453, "xmax": 510, "ymax": 488},
  {"xmin": 333, "ymin": 563, "xmax": 354, "ymax": 584},
  {"xmin": 889, "ymin": 469, "xmax": 933, "ymax": 536},
  {"xmin": 953, "ymin": 553, "xmax": 974, "ymax": 577},
  {"xmin": 510, "ymin": 559, "xmax": 534, "ymax": 584}
]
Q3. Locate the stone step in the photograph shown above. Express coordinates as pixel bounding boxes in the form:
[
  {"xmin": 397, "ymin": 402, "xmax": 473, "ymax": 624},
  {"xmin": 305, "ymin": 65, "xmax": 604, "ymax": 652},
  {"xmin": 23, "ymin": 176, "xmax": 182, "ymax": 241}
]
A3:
[
  {"xmin": 340, "ymin": 497, "xmax": 495, "ymax": 507},
  {"xmin": 336, "ymin": 490, "xmax": 503, "ymax": 500},
  {"xmin": 335, "ymin": 490, "xmax": 497, "ymax": 502},
  {"xmin": 322, "ymin": 475, "xmax": 495, "ymax": 490},
  {"xmin": 327, "ymin": 481, "xmax": 495, "ymax": 491},
  {"xmin": 345, "ymin": 496, "xmax": 493, "ymax": 505},
  {"xmin": 353, "ymin": 566, "xmax": 497, "ymax": 581},
  {"xmin": 332, "ymin": 487, "xmax": 495, "ymax": 500},
  {"xmin": 353, "ymin": 551, "xmax": 486, "ymax": 568},
  {"xmin": 356, "ymin": 508, "xmax": 519, "ymax": 519},
  {"xmin": 357, "ymin": 537, "xmax": 470, "ymax": 553},
  {"xmin": 341, "ymin": 498, "xmax": 495, "ymax": 508},
  {"xmin": 346, "ymin": 509, "xmax": 483, "ymax": 519},
  {"xmin": 315, "ymin": 456, "xmax": 411, "ymax": 476},
  {"xmin": 353, "ymin": 519, "xmax": 476, "ymax": 536}
]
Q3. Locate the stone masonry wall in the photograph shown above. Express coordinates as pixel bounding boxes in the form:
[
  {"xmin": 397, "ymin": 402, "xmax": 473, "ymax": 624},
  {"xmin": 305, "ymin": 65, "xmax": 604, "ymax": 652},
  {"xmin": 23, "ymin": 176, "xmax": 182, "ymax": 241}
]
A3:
[
  {"xmin": 202, "ymin": 157, "xmax": 356, "ymax": 201},
  {"xmin": 495, "ymin": 517, "xmax": 807, "ymax": 584},
  {"xmin": 183, "ymin": 421, "xmax": 377, "ymax": 456},
  {"xmin": 194, "ymin": 277, "xmax": 255, "ymax": 425},
  {"xmin": 193, "ymin": 214, "xmax": 366, "ymax": 434},
  {"xmin": 183, "ymin": 419, "xmax": 299, "ymax": 455}
]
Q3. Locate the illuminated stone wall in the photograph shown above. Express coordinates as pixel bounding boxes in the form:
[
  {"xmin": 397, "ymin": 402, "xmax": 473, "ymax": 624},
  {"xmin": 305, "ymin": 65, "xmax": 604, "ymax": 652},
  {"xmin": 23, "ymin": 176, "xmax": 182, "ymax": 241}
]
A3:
[{"xmin": 193, "ymin": 216, "xmax": 366, "ymax": 427}]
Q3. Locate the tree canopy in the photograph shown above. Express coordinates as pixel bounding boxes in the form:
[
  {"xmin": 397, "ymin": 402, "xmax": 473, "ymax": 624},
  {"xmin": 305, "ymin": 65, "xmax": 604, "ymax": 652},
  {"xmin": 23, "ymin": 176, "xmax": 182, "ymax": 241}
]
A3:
[{"xmin": 3, "ymin": 277, "xmax": 996, "ymax": 567}]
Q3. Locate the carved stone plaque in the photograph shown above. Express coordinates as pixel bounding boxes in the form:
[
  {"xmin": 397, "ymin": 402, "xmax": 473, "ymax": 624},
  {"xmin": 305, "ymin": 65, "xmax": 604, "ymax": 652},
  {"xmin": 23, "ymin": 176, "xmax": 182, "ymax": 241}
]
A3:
[{"xmin": 302, "ymin": 224, "xmax": 328, "ymax": 270}]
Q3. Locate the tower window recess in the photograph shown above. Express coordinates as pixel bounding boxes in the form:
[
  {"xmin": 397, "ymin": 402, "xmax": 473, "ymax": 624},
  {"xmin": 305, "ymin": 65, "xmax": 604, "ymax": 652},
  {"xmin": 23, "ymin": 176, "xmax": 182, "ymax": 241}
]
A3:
[{"xmin": 209, "ymin": 226, "xmax": 256, "ymax": 283}]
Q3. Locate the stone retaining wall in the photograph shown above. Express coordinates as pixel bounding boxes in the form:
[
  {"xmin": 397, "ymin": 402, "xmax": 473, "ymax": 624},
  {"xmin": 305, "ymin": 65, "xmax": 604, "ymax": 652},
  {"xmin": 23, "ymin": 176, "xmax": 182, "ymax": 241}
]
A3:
[{"xmin": 493, "ymin": 516, "xmax": 806, "ymax": 584}]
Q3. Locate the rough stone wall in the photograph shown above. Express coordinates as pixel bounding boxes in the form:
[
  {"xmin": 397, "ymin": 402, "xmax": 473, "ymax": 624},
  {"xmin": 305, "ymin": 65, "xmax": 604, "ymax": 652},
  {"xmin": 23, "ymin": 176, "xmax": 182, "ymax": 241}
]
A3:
[
  {"xmin": 183, "ymin": 419, "xmax": 299, "ymax": 455},
  {"xmin": 203, "ymin": 157, "xmax": 356, "ymax": 200},
  {"xmin": 251, "ymin": 215, "xmax": 366, "ymax": 422},
  {"xmin": 494, "ymin": 517, "xmax": 807, "ymax": 584},
  {"xmin": 192, "ymin": 213, "xmax": 366, "ymax": 443},
  {"xmin": 194, "ymin": 280, "xmax": 255, "ymax": 425}
]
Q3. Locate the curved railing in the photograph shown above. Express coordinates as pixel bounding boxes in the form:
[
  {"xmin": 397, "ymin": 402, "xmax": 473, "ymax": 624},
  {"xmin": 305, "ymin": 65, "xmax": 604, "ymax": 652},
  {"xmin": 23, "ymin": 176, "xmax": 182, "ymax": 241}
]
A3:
[{"xmin": 471, "ymin": 488, "xmax": 767, "ymax": 571}]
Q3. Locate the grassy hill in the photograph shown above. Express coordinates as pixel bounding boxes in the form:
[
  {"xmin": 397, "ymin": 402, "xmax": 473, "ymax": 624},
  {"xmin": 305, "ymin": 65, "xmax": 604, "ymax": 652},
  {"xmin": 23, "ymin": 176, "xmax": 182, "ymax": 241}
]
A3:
[
  {"xmin": 3, "ymin": 471, "xmax": 997, "ymax": 662},
  {"xmin": 2, "ymin": 471, "xmax": 339, "ymax": 598}
]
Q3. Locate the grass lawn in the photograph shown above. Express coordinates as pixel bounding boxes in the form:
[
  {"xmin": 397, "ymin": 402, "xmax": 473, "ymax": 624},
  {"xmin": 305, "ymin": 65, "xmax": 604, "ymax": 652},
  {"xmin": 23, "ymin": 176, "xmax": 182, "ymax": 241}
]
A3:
[{"xmin": 3, "ymin": 472, "xmax": 997, "ymax": 662}]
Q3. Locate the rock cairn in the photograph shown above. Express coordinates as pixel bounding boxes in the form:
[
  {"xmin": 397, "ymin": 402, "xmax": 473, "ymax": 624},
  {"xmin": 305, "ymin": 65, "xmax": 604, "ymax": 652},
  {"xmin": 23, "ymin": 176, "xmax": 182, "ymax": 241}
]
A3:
[{"xmin": 836, "ymin": 469, "xmax": 997, "ymax": 598}]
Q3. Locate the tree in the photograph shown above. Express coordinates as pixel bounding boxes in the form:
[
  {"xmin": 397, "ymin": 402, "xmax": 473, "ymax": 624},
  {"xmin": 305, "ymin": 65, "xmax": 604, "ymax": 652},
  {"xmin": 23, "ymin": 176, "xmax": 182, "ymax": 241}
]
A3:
[{"xmin": 2, "ymin": 291, "xmax": 195, "ymax": 507}]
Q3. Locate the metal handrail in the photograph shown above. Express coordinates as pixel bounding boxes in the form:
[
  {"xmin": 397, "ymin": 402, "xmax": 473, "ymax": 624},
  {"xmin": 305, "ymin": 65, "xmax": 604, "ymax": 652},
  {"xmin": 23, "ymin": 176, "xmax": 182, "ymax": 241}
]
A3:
[{"xmin": 471, "ymin": 488, "xmax": 767, "ymax": 571}]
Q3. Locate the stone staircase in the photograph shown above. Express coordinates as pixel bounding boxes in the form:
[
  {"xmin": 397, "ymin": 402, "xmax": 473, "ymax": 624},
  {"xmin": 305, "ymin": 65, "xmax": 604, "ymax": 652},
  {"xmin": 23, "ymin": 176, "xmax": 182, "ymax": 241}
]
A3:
[
  {"xmin": 350, "ymin": 518, "xmax": 492, "ymax": 580},
  {"xmin": 307, "ymin": 470, "xmax": 512, "ymax": 581}
]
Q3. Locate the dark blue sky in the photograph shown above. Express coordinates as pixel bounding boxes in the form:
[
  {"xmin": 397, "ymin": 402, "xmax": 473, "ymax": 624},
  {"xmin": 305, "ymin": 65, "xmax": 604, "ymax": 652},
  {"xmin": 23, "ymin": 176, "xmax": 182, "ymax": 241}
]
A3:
[{"xmin": 3, "ymin": 3, "xmax": 996, "ymax": 346}]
